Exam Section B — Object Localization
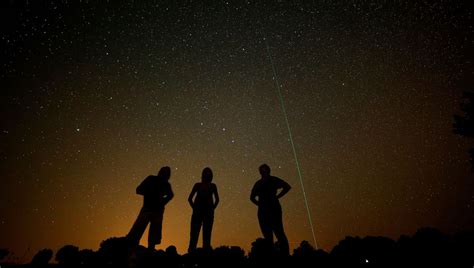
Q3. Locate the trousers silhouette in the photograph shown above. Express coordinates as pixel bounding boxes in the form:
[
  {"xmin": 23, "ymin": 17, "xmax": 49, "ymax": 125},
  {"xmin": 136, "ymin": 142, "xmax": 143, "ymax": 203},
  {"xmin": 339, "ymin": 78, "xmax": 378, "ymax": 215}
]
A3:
[
  {"xmin": 189, "ymin": 208, "xmax": 214, "ymax": 251},
  {"xmin": 258, "ymin": 206, "xmax": 289, "ymax": 253},
  {"xmin": 127, "ymin": 207, "xmax": 164, "ymax": 246}
]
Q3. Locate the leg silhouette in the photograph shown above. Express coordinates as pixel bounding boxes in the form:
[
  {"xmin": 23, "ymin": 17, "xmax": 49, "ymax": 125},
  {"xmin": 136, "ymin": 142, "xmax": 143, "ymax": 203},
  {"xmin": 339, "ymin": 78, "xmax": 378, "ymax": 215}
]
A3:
[
  {"xmin": 258, "ymin": 209, "xmax": 274, "ymax": 243},
  {"xmin": 148, "ymin": 208, "xmax": 164, "ymax": 249},
  {"xmin": 188, "ymin": 212, "xmax": 203, "ymax": 252},
  {"xmin": 127, "ymin": 209, "xmax": 151, "ymax": 245},
  {"xmin": 202, "ymin": 210, "xmax": 214, "ymax": 250},
  {"xmin": 272, "ymin": 209, "xmax": 289, "ymax": 255}
]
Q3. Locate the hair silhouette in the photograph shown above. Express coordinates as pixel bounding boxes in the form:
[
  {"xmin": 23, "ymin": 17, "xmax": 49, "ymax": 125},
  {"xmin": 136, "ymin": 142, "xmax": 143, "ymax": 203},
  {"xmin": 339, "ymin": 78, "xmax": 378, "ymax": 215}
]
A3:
[
  {"xmin": 157, "ymin": 166, "xmax": 171, "ymax": 180},
  {"xmin": 202, "ymin": 167, "xmax": 213, "ymax": 183},
  {"xmin": 259, "ymin": 164, "xmax": 271, "ymax": 177}
]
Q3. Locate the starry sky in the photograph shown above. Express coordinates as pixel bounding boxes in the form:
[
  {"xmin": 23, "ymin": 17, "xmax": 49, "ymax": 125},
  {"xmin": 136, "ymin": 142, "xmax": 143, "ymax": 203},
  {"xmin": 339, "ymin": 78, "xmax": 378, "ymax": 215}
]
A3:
[{"xmin": 1, "ymin": 0, "xmax": 473, "ymax": 262}]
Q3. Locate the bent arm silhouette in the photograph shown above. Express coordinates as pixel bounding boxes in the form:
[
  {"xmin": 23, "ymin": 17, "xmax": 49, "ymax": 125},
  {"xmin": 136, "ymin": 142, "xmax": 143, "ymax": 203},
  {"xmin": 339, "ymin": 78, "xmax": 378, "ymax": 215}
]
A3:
[
  {"xmin": 277, "ymin": 181, "xmax": 291, "ymax": 199},
  {"xmin": 250, "ymin": 188, "xmax": 259, "ymax": 206},
  {"xmin": 136, "ymin": 177, "xmax": 150, "ymax": 195},
  {"xmin": 163, "ymin": 187, "xmax": 174, "ymax": 205},
  {"xmin": 188, "ymin": 184, "xmax": 198, "ymax": 208},
  {"xmin": 213, "ymin": 184, "xmax": 220, "ymax": 209}
]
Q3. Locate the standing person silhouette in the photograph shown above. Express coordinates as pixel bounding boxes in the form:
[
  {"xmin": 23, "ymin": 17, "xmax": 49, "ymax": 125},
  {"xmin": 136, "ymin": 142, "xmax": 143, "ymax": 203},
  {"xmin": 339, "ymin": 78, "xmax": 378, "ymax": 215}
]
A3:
[
  {"xmin": 127, "ymin": 166, "xmax": 174, "ymax": 250},
  {"xmin": 250, "ymin": 164, "xmax": 291, "ymax": 255},
  {"xmin": 187, "ymin": 167, "xmax": 219, "ymax": 252}
]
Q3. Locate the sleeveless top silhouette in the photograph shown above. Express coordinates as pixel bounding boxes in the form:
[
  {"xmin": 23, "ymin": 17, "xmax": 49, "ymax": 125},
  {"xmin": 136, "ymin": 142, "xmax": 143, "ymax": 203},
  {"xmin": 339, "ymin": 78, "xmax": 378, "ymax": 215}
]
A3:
[
  {"xmin": 192, "ymin": 182, "xmax": 217, "ymax": 210},
  {"xmin": 137, "ymin": 176, "xmax": 172, "ymax": 210}
]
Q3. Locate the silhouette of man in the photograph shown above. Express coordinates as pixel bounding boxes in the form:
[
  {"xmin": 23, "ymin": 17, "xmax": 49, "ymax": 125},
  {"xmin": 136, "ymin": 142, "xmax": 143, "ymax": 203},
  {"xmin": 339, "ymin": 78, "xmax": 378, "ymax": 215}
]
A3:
[
  {"xmin": 250, "ymin": 164, "xmax": 291, "ymax": 255},
  {"xmin": 187, "ymin": 167, "xmax": 219, "ymax": 252},
  {"xmin": 127, "ymin": 166, "xmax": 174, "ymax": 250}
]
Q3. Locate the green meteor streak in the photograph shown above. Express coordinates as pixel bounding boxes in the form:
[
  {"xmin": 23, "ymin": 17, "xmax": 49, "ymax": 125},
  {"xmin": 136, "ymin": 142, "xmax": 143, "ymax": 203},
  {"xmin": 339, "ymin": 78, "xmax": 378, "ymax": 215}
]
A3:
[{"xmin": 263, "ymin": 37, "xmax": 319, "ymax": 249}]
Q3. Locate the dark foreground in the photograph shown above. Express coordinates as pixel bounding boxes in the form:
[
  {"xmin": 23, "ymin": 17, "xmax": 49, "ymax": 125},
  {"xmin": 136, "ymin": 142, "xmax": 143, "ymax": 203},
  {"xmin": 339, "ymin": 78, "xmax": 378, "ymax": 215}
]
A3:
[{"xmin": 1, "ymin": 227, "xmax": 473, "ymax": 268}]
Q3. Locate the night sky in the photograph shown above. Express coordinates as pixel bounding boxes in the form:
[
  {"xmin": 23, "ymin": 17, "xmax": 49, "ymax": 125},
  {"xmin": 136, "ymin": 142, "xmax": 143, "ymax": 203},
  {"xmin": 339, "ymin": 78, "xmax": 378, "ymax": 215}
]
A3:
[{"xmin": 1, "ymin": 0, "xmax": 473, "ymax": 262}]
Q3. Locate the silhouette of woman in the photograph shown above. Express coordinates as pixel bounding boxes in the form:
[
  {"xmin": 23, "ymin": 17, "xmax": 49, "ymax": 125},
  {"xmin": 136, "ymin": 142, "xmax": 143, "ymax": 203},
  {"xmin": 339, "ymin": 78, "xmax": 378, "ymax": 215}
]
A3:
[{"xmin": 187, "ymin": 167, "xmax": 219, "ymax": 252}]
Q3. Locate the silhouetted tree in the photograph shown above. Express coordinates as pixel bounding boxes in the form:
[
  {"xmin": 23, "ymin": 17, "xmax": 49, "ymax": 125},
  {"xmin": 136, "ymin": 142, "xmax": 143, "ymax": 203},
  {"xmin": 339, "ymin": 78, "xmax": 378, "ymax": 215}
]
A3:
[
  {"xmin": 77, "ymin": 249, "xmax": 96, "ymax": 266},
  {"xmin": 396, "ymin": 227, "xmax": 452, "ymax": 267},
  {"xmin": 331, "ymin": 235, "xmax": 396, "ymax": 267},
  {"xmin": 293, "ymin": 241, "xmax": 330, "ymax": 268},
  {"xmin": 248, "ymin": 238, "xmax": 290, "ymax": 268},
  {"xmin": 31, "ymin": 248, "xmax": 53, "ymax": 266},
  {"xmin": 0, "ymin": 248, "xmax": 8, "ymax": 261},
  {"xmin": 411, "ymin": 227, "xmax": 449, "ymax": 267},
  {"xmin": 165, "ymin": 245, "xmax": 178, "ymax": 256},
  {"xmin": 56, "ymin": 245, "xmax": 79, "ymax": 266},
  {"xmin": 184, "ymin": 247, "xmax": 214, "ymax": 268},
  {"xmin": 213, "ymin": 246, "xmax": 246, "ymax": 268},
  {"xmin": 396, "ymin": 234, "xmax": 414, "ymax": 266},
  {"xmin": 361, "ymin": 236, "xmax": 396, "ymax": 267},
  {"xmin": 97, "ymin": 237, "xmax": 132, "ymax": 267},
  {"xmin": 331, "ymin": 236, "xmax": 364, "ymax": 266},
  {"xmin": 8, "ymin": 227, "xmax": 473, "ymax": 268},
  {"xmin": 249, "ymin": 238, "xmax": 275, "ymax": 260},
  {"xmin": 451, "ymin": 230, "xmax": 474, "ymax": 267},
  {"xmin": 293, "ymin": 240, "xmax": 315, "ymax": 257},
  {"xmin": 454, "ymin": 91, "xmax": 474, "ymax": 168},
  {"xmin": 161, "ymin": 246, "xmax": 181, "ymax": 268}
]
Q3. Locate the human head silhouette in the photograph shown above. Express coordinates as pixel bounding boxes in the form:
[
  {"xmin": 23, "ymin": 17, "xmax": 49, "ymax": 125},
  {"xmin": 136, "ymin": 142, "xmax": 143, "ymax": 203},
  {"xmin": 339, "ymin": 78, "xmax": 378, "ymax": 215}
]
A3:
[
  {"xmin": 259, "ymin": 164, "xmax": 271, "ymax": 178},
  {"xmin": 158, "ymin": 166, "xmax": 171, "ymax": 180},
  {"xmin": 202, "ymin": 167, "xmax": 213, "ymax": 183}
]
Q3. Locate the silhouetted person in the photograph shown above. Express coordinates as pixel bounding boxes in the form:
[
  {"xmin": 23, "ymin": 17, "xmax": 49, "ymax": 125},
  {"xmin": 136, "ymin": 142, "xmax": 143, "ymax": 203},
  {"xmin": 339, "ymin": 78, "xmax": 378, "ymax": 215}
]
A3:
[
  {"xmin": 250, "ymin": 164, "xmax": 291, "ymax": 255},
  {"xmin": 127, "ymin": 166, "xmax": 174, "ymax": 250},
  {"xmin": 187, "ymin": 167, "xmax": 219, "ymax": 252}
]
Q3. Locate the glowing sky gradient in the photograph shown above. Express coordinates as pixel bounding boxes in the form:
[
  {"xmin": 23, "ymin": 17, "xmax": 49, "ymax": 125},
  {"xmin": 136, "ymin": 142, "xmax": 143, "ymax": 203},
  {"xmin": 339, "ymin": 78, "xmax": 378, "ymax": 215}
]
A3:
[{"xmin": 1, "ymin": 1, "xmax": 473, "ymax": 263}]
